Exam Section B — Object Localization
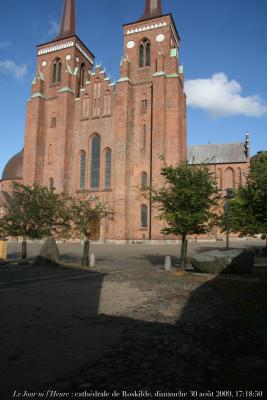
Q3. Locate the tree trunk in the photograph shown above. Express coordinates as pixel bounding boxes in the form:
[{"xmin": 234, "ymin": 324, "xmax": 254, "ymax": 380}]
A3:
[
  {"xmin": 81, "ymin": 237, "xmax": 90, "ymax": 267},
  {"xmin": 22, "ymin": 238, "xmax": 27, "ymax": 261},
  {"xmin": 179, "ymin": 235, "xmax": 188, "ymax": 270}
]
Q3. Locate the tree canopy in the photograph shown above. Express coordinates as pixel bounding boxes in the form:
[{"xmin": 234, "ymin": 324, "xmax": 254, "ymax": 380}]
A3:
[
  {"xmin": 152, "ymin": 161, "xmax": 220, "ymax": 268},
  {"xmin": 153, "ymin": 162, "xmax": 220, "ymax": 238},
  {"xmin": 227, "ymin": 152, "xmax": 267, "ymax": 239}
]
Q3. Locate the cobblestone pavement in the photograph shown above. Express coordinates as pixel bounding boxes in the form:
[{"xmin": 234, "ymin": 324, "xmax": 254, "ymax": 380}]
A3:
[{"xmin": 0, "ymin": 241, "xmax": 266, "ymax": 398}]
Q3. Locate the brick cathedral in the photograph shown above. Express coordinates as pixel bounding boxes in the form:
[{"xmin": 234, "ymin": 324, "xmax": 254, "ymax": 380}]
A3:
[{"xmin": 0, "ymin": 0, "xmax": 250, "ymax": 241}]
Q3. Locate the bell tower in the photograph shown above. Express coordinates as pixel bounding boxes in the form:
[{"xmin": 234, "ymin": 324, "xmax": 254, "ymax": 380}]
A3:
[
  {"xmin": 23, "ymin": 0, "xmax": 95, "ymax": 192},
  {"xmin": 113, "ymin": 0, "xmax": 187, "ymax": 240}
]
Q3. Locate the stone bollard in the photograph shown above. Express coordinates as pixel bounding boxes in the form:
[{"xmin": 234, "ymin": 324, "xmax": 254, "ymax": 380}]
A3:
[
  {"xmin": 164, "ymin": 256, "xmax": 172, "ymax": 271},
  {"xmin": 90, "ymin": 253, "xmax": 96, "ymax": 268}
]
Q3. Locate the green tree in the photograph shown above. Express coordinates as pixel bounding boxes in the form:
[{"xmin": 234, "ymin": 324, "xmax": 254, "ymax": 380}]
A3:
[
  {"xmin": 0, "ymin": 216, "xmax": 8, "ymax": 241},
  {"xmin": 4, "ymin": 183, "xmax": 69, "ymax": 261},
  {"xmin": 70, "ymin": 194, "xmax": 108, "ymax": 267},
  {"xmin": 152, "ymin": 162, "xmax": 220, "ymax": 269},
  {"xmin": 226, "ymin": 152, "xmax": 267, "ymax": 242}
]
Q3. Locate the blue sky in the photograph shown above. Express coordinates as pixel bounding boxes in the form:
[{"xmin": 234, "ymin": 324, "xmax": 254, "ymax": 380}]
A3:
[{"xmin": 0, "ymin": 0, "xmax": 266, "ymax": 175}]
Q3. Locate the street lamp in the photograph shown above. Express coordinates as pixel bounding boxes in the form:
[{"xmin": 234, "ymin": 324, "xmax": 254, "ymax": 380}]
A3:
[{"xmin": 224, "ymin": 188, "xmax": 235, "ymax": 250}]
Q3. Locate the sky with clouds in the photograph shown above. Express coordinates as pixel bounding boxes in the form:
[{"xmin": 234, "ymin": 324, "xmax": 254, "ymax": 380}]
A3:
[{"xmin": 0, "ymin": 0, "xmax": 266, "ymax": 175}]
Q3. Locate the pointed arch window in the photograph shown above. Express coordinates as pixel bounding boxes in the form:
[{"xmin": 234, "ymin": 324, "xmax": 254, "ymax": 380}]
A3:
[
  {"xmin": 93, "ymin": 80, "xmax": 101, "ymax": 117},
  {"xmin": 79, "ymin": 151, "xmax": 86, "ymax": 190},
  {"xmin": 49, "ymin": 177, "xmax": 54, "ymax": 193},
  {"xmin": 82, "ymin": 96, "xmax": 90, "ymax": 119},
  {"xmin": 91, "ymin": 134, "xmax": 101, "ymax": 189},
  {"xmin": 80, "ymin": 63, "xmax": 85, "ymax": 89},
  {"xmin": 103, "ymin": 90, "xmax": 112, "ymax": 116},
  {"xmin": 52, "ymin": 58, "xmax": 62, "ymax": 83},
  {"xmin": 141, "ymin": 124, "xmax": 147, "ymax": 151},
  {"xmin": 141, "ymin": 205, "xmax": 148, "ymax": 228},
  {"xmin": 105, "ymin": 149, "xmax": 112, "ymax": 189},
  {"xmin": 141, "ymin": 172, "xmax": 147, "ymax": 190},
  {"xmin": 77, "ymin": 63, "xmax": 85, "ymax": 97},
  {"xmin": 141, "ymin": 97, "xmax": 148, "ymax": 111},
  {"xmin": 48, "ymin": 144, "xmax": 53, "ymax": 165},
  {"xmin": 139, "ymin": 39, "xmax": 151, "ymax": 68},
  {"xmin": 225, "ymin": 168, "xmax": 235, "ymax": 189},
  {"xmin": 217, "ymin": 168, "xmax": 222, "ymax": 190},
  {"xmin": 50, "ymin": 113, "xmax": 57, "ymax": 128}
]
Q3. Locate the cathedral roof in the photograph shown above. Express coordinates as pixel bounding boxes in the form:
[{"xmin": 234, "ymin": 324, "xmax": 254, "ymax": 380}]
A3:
[
  {"xmin": 1, "ymin": 150, "xmax": 24, "ymax": 181},
  {"xmin": 188, "ymin": 143, "xmax": 248, "ymax": 165}
]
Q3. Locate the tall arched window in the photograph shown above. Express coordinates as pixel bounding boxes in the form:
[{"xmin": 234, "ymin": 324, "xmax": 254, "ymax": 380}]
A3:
[
  {"xmin": 93, "ymin": 80, "xmax": 101, "ymax": 117},
  {"xmin": 141, "ymin": 205, "xmax": 148, "ymax": 228},
  {"xmin": 141, "ymin": 124, "xmax": 147, "ymax": 151},
  {"xmin": 80, "ymin": 63, "xmax": 85, "ymax": 89},
  {"xmin": 50, "ymin": 113, "xmax": 57, "ymax": 128},
  {"xmin": 103, "ymin": 91, "xmax": 112, "ymax": 116},
  {"xmin": 82, "ymin": 96, "xmax": 90, "ymax": 119},
  {"xmin": 52, "ymin": 58, "xmax": 62, "ymax": 83},
  {"xmin": 141, "ymin": 172, "xmax": 147, "ymax": 190},
  {"xmin": 217, "ymin": 168, "xmax": 222, "ymax": 190},
  {"xmin": 77, "ymin": 63, "xmax": 85, "ymax": 97},
  {"xmin": 91, "ymin": 134, "xmax": 101, "ymax": 189},
  {"xmin": 139, "ymin": 39, "xmax": 151, "ymax": 68},
  {"xmin": 49, "ymin": 177, "xmax": 54, "ymax": 193},
  {"xmin": 225, "ymin": 168, "xmax": 235, "ymax": 189},
  {"xmin": 238, "ymin": 168, "xmax": 242, "ymax": 187},
  {"xmin": 79, "ymin": 151, "xmax": 86, "ymax": 190},
  {"xmin": 146, "ymin": 42, "xmax": 151, "ymax": 66},
  {"xmin": 105, "ymin": 149, "xmax": 112, "ymax": 188},
  {"xmin": 141, "ymin": 96, "xmax": 148, "ymax": 111},
  {"xmin": 48, "ymin": 144, "xmax": 53, "ymax": 165}
]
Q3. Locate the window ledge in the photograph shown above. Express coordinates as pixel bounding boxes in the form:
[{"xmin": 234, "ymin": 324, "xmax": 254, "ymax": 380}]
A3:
[{"xmin": 50, "ymin": 83, "xmax": 61, "ymax": 88}]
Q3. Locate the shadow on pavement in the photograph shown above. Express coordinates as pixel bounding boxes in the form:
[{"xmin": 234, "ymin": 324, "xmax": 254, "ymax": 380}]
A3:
[{"xmin": 0, "ymin": 255, "xmax": 266, "ymax": 398}]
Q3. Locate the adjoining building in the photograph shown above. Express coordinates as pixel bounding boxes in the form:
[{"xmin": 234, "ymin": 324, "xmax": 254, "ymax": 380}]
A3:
[{"xmin": 0, "ymin": 0, "xmax": 250, "ymax": 241}]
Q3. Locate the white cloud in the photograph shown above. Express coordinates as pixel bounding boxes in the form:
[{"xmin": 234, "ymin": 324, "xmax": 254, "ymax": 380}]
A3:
[
  {"xmin": 185, "ymin": 73, "xmax": 267, "ymax": 118},
  {"xmin": 0, "ymin": 60, "xmax": 28, "ymax": 80},
  {"xmin": 47, "ymin": 20, "xmax": 60, "ymax": 36},
  {"xmin": 0, "ymin": 41, "xmax": 11, "ymax": 49}
]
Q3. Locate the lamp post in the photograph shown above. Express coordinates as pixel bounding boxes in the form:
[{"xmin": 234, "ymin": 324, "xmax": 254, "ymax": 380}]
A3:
[{"xmin": 224, "ymin": 188, "xmax": 235, "ymax": 250}]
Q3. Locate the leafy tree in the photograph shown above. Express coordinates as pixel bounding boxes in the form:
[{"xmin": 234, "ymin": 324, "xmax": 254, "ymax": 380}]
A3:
[
  {"xmin": 0, "ymin": 216, "xmax": 8, "ymax": 241},
  {"xmin": 152, "ymin": 162, "xmax": 220, "ymax": 269},
  {"xmin": 226, "ymin": 152, "xmax": 267, "ymax": 242},
  {"xmin": 70, "ymin": 194, "xmax": 108, "ymax": 266},
  {"xmin": 4, "ymin": 183, "xmax": 69, "ymax": 261}
]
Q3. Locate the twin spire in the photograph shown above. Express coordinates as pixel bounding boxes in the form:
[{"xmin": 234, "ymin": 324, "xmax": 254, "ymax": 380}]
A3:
[
  {"xmin": 55, "ymin": 0, "xmax": 163, "ymax": 40},
  {"xmin": 56, "ymin": 0, "xmax": 76, "ymax": 40},
  {"xmin": 139, "ymin": 0, "xmax": 163, "ymax": 21}
]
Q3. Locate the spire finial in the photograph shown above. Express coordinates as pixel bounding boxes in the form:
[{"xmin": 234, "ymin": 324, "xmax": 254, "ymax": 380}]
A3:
[
  {"xmin": 56, "ymin": 0, "xmax": 76, "ymax": 40},
  {"xmin": 139, "ymin": 0, "xmax": 163, "ymax": 21}
]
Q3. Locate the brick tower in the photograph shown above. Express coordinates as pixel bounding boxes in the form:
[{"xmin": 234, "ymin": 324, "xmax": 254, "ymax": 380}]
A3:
[
  {"xmin": 9, "ymin": 0, "xmax": 187, "ymax": 241},
  {"xmin": 113, "ymin": 0, "xmax": 187, "ymax": 240},
  {"xmin": 23, "ymin": 0, "xmax": 94, "ymax": 192}
]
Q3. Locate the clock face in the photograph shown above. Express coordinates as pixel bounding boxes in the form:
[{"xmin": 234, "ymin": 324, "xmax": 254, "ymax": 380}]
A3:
[
  {"xmin": 156, "ymin": 34, "xmax": 165, "ymax": 42},
  {"xmin": 66, "ymin": 55, "xmax": 71, "ymax": 61},
  {"xmin": 127, "ymin": 40, "xmax": 135, "ymax": 49},
  {"xmin": 41, "ymin": 61, "xmax": 47, "ymax": 67}
]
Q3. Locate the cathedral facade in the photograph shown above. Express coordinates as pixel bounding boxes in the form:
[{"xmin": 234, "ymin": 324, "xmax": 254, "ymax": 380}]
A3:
[{"xmin": 0, "ymin": 0, "xmax": 250, "ymax": 241}]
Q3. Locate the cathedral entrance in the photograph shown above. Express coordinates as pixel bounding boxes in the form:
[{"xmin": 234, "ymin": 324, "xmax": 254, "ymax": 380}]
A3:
[{"xmin": 89, "ymin": 220, "xmax": 100, "ymax": 241}]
